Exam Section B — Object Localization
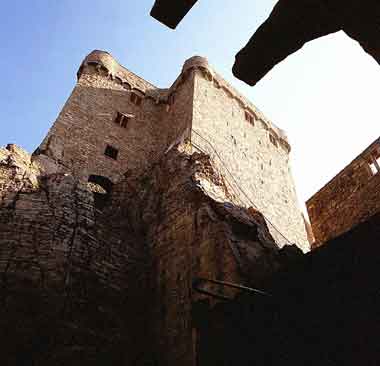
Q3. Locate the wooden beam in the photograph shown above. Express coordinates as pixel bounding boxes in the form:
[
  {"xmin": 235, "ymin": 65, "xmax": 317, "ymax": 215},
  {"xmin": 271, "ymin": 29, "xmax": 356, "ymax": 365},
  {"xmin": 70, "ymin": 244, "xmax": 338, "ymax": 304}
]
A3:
[{"xmin": 150, "ymin": 0, "xmax": 198, "ymax": 29}]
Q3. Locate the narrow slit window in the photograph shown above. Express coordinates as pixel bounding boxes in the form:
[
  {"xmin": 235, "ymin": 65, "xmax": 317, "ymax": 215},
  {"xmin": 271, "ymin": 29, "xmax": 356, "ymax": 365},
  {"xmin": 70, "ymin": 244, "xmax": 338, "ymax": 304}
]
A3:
[
  {"xmin": 168, "ymin": 93, "xmax": 175, "ymax": 105},
  {"xmin": 104, "ymin": 145, "xmax": 119, "ymax": 160},
  {"xmin": 245, "ymin": 111, "xmax": 255, "ymax": 126},
  {"xmin": 269, "ymin": 134, "xmax": 278, "ymax": 147},
  {"xmin": 114, "ymin": 112, "xmax": 123, "ymax": 125},
  {"xmin": 120, "ymin": 118, "xmax": 129, "ymax": 128}
]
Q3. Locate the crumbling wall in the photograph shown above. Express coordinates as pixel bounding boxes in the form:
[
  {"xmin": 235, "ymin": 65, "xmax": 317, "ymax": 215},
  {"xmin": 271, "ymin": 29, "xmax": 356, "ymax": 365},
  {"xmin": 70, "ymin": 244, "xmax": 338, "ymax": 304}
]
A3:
[
  {"xmin": 0, "ymin": 144, "xmax": 150, "ymax": 365},
  {"xmin": 34, "ymin": 51, "xmax": 309, "ymax": 254},
  {"xmin": 0, "ymin": 142, "xmax": 303, "ymax": 366},
  {"xmin": 114, "ymin": 144, "xmax": 302, "ymax": 366},
  {"xmin": 1, "ymin": 50, "xmax": 311, "ymax": 365}
]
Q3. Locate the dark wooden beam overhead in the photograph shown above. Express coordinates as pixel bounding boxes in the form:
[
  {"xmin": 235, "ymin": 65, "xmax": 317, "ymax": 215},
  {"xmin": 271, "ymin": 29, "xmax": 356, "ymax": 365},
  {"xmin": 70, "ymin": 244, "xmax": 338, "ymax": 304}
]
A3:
[
  {"xmin": 150, "ymin": 0, "xmax": 380, "ymax": 86},
  {"xmin": 233, "ymin": 0, "xmax": 380, "ymax": 86},
  {"xmin": 150, "ymin": 0, "xmax": 198, "ymax": 29}
]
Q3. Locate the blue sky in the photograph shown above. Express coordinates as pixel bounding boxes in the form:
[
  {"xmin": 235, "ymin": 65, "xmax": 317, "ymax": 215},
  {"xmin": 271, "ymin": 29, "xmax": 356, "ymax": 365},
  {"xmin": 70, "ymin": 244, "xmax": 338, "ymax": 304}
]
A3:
[{"xmin": 1, "ymin": 0, "xmax": 380, "ymax": 206}]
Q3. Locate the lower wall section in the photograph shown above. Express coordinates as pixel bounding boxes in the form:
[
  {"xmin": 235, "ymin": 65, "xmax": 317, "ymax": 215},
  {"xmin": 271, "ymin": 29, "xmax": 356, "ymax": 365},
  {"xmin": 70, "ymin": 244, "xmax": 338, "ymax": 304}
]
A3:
[
  {"xmin": 0, "ymin": 145, "xmax": 150, "ymax": 365},
  {"xmin": 0, "ymin": 144, "xmax": 303, "ymax": 366},
  {"xmin": 193, "ymin": 212, "xmax": 380, "ymax": 366},
  {"xmin": 125, "ymin": 146, "xmax": 303, "ymax": 366}
]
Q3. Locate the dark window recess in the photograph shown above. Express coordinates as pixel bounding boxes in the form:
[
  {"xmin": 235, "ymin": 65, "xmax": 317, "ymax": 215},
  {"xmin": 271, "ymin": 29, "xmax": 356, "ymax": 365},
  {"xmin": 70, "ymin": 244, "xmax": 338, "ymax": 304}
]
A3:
[
  {"xmin": 114, "ymin": 112, "xmax": 130, "ymax": 128},
  {"xmin": 168, "ymin": 93, "xmax": 175, "ymax": 105},
  {"xmin": 114, "ymin": 112, "xmax": 123, "ymax": 125},
  {"xmin": 269, "ymin": 134, "xmax": 278, "ymax": 147},
  {"xmin": 231, "ymin": 135, "xmax": 237, "ymax": 146},
  {"xmin": 88, "ymin": 175, "xmax": 113, "ymax": 210},
  {"xmin": 245, "ymin": 111, "xmax": 255, "ymax": 125},
  {"xmin": 120, "ymin": 118, "xmax": 128, "ymax": 128},
  {"xmin": 130, "ymin": 92, "xmax": 143, "ymax": 106},
  {"xmin": 104, "ymin": 145, "xmax": 119, "ymax": 160}
]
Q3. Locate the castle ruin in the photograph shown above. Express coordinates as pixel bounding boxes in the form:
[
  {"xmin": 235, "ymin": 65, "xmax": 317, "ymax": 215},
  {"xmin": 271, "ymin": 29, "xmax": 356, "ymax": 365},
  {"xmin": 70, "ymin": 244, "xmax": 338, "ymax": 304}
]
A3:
[
  {"xmin": 0, "ymin": 50, "xmax": 310, "ymax": 365},
  {"xmin": 35, "ymin": 50, "xmax": 308, "ymax": 250}
]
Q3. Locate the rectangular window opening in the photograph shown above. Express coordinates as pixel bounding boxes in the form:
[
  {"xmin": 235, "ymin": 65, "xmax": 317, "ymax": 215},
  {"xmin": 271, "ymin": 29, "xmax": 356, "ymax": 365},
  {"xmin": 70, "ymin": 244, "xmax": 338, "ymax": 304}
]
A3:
[
  {"xmin": 131, "ymin": 93, "xmax": 142, "ymax": 106},
  {"xmin": 168, "ymin": 93, "xmax": 175, "ymax": 106},
  {"xmin": 115, "ymin": 112, "xmax": 131, "ymax": 128},
  {"xmin": 104, "ymin": 145, "xmax": 119, "ymax": 160}
]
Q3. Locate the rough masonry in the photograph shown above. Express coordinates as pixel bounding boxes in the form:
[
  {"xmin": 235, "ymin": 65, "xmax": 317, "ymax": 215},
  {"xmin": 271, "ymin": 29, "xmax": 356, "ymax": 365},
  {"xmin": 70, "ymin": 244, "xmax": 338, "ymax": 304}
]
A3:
[
  {"xmin": 307, "ymin": 137, "xmax": 380, "ymax": 247},
  {"xmin": 35, "ymin": 50, "xmax": 309, "ymax": 251},
  {"xmin": 1, "ymin": 50, "xmax": 309, "ymax": 365}
]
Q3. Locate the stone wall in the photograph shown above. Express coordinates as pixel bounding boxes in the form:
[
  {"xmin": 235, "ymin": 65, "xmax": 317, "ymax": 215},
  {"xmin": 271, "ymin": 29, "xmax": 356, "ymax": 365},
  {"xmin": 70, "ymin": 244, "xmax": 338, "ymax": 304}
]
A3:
[
  {"xmin": 160, "ymin": 69, "xmax": 195, "ymax": 149},
  {"xmin": 307, "ymin": 138, "xmax": 380, "ymax": 247},
  {"xmin": 33, "ymin": 50, "xmax": 308, "ymax": 253},
  {"xmin": 0, "ymin": 142, "xmax": 303, "ymax": 365},
  {"xmin": 190, "ymin": 64, "xmax": 308, "ymax": 251},
  {"xmin": 0, "ymin": 144, "xmax": 151, "ymax": 365},
  {"xmin": 119, "ymin": 144, "xmax": 303, "ymax": 366},
  {"xmin": 194, "ymin": 211, "xmax": 380, "ymax": 366},
  {"xmin": 35, "ymin": 51, "xmax": 186, "ymax": 184}
]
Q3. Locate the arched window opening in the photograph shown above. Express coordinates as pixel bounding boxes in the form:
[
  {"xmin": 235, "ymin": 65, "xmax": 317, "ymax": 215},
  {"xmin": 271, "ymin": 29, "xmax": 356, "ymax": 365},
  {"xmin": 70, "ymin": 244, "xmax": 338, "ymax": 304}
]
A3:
[{"xmin": 87, "ymin": 175, "xmax": 113, "ymax": 209}]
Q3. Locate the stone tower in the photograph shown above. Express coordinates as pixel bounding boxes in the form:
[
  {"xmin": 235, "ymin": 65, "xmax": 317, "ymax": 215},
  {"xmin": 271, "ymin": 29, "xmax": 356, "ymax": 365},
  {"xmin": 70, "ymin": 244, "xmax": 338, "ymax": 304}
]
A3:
[
  {"xmin": 34, "ymin": 50, "xmax": 309, "ymax": 251},
  {"xmin": 0, "ymin": 50, "xmax": 312, "ymax": 366}
]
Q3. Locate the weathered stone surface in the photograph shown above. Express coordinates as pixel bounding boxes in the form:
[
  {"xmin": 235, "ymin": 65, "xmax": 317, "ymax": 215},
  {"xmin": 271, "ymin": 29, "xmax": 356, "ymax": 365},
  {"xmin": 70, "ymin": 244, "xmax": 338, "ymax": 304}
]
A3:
[
  {"xmin": 191, "ymin": 67, "xmax": 308, "ymax": 250},
  {"xmin": 195, "ymin": 211, "xmax": 380, "ymax": 366},
  {"xmin": 0, "ymin": 144, "xmax": 40, "ymax": 201},
  {"xmin": 0, "ymin": 143, "xmax": 303, "ymax": 365},
  {"xmin": 116, "ymin": 144, "xmax": 303, "ymax": 366},
  {"xmin": 0, "ymin": 50, "xmax": 310, "ymax": 365},
  {"xmin": 0, "ymin": 145, "xmax": 150, "ymax": 365},
  {"xmin": 35, "ymin": 50, "xmax": 309, "ymax": 251},
  {"xmin": 307, "ymin": 137, "xmax": 380, "ymax": 247},
  {"xmin": 233, "ymin": 0, "xmax": 380, "ymax": 86}
]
